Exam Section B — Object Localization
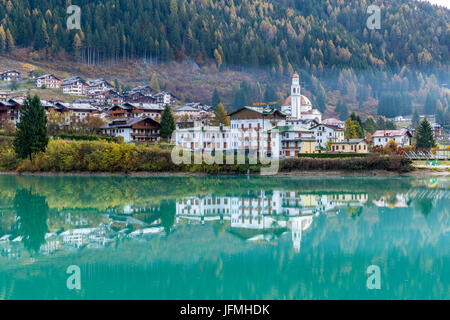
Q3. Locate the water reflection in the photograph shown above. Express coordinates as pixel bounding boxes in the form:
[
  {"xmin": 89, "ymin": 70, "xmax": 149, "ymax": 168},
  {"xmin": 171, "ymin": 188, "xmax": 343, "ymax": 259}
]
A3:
[{"xmin": 0, "ymin": 176, "xmax": 448, "ymax": 259}]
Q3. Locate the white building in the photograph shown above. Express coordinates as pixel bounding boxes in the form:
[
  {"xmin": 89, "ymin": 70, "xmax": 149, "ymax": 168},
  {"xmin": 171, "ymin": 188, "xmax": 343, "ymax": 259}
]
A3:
[
  {"xmin": 176, "ymin": 125, "xmax": 231, "ymax": 152},
  {"xmin": 100, "ymin": 117, "xmax": 161, "ymax": 143},
  {"xmin": 322, "ymin": 118, "xmax": 345, "ymax": 128},
  {"xmin": 311, "ymin": 123, "xmax": 345, "ymax": 150},
  {"xmin": 61, "ymin": 76, "xmax": 88, "ymax": 96},
  {"xmin": 87, "ymin": 79, "xmax": 115, "ymax": 95},
  {"xmin": 154, "ymin": 91, "xmax": 175, "ymax": 106},
  {"xmin": 175, "ymin": 105, "xmax": 320, "ymax": 159},
  {"xmin": 1, "ymin": 70, "xmax": 20, "ymax": 82},
  {"xmin": 36, "ymin": 74, "xmax": 61, "ymax": 88},
  {"xmin": 372, "ymin": 129, "xmax": 412, "ymax": 148}
]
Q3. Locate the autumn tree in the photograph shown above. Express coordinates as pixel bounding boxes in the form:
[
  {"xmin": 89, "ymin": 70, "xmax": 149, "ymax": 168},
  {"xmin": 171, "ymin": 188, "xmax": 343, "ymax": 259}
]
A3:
[
  {"xmin": 151, "ymin": 73, "xmax": 161, "ymax": 92},
  {"xmin": 212, "ymin": 103, "xmax": 230, "ymax": 126}
]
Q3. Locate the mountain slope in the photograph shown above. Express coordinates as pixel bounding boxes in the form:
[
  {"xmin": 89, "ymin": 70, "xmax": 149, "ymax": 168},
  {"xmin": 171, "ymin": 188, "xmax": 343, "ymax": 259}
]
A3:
[{"xmin": 1, "ymin": 0, "xmax": 448, "ymax": 71}]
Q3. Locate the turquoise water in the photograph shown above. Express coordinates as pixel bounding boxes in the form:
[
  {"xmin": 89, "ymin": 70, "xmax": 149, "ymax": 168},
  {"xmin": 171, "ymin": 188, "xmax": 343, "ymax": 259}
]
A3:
[{"xmin": 0, "ymin": 175, "xmax": 448, "ymax": 300}]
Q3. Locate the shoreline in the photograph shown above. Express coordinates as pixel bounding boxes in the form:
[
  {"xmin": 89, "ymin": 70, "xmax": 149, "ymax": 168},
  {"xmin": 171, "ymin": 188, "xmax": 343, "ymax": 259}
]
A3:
[{"xmin": 0, "ymin": 169, "xmax": 448, "ymax": 177}]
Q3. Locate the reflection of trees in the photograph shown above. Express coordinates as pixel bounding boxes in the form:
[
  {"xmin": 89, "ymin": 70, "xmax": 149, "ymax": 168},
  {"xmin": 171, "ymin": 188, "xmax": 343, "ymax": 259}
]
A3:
[
  {"xmin": 346, "ymin": 206, "xmax": 363, "ymax": 219},
  {"xmin": 160, "ymin": 199, "xmax": 176, "ymax": 235},
  {"xmin": 0, "ymin": 175, "xmax": 415, "ymax": 212},
  {"xmin": 13, "ymin": 189, "xmax": 49, "ymax": 254},
  {"xmin": 415, "ymin": 198, "xmax": 434, "ymax": 218}
]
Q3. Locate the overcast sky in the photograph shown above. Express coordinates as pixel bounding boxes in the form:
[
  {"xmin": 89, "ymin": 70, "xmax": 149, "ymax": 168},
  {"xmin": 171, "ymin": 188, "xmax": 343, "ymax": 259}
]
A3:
[{"xmin": 423, "ymin": 0, "xmax": 450, "ymax": 9}]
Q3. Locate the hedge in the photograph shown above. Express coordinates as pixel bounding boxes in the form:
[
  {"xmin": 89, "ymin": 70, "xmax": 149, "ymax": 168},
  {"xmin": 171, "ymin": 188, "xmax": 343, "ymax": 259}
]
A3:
[
  {"xmin": 298, "ymin": 153, "xmax": 369, "ymax": 159},
  {"xmin": 1, "ymin": 139, "xmax": 413, "ymax": 173},
  {"xmin": 54, "ymin": 133, "xmax": 121, "ymax": 143}
]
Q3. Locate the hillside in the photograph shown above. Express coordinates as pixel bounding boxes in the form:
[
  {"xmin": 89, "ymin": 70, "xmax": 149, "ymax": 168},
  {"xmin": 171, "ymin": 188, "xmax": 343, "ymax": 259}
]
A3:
[{"xmin": 0, "ymin": 0, "xmax": 449, "ymax": 121}]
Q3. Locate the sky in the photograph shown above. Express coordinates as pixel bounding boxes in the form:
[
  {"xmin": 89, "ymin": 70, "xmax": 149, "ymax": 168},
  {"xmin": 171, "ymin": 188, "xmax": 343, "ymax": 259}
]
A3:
[{"xmin": 423, "ymin": 0, "xmax": 450, "ymax": 9}]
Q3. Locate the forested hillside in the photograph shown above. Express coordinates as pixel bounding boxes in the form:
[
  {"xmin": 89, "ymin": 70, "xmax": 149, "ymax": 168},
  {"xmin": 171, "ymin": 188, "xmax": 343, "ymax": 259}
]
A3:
[{"xmin": 0, "ymin": 0, "xmax": 449, "ymax": 121}]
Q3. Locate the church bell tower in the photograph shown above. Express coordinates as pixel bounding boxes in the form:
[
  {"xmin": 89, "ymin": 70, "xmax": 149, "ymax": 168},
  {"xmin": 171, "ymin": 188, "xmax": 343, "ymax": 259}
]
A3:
[{"xmin": 291, "ymin": 73, "xmax": 301, "ymax": 119}]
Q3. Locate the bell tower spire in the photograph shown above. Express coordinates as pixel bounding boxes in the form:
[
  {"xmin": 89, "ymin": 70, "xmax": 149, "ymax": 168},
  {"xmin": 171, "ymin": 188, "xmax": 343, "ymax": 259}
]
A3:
[{"xmin": 291, "ymin": 73, "xmax": 301, "ymax": 119}]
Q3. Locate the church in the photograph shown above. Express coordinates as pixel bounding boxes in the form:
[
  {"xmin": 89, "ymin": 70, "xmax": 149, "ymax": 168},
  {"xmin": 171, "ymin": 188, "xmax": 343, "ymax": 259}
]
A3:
[{"xmin": 281, "ymin": 73, "xmax": 322, "ymax": 123}]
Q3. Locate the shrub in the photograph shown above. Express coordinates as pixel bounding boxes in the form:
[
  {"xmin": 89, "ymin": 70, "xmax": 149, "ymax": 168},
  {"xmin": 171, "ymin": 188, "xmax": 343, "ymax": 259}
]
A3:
[{"xmin": 298, "ymin": 153, "xmax": 368, "ymax": 159}]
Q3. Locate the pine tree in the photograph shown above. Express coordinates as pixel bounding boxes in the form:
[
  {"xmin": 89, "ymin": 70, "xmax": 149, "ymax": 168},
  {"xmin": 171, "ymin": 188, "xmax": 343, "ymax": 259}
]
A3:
[
  {"xmin": 264, "ymin": 84, "xmax": 278, "ymax": 103},
  {"xmin": 363, "ymin": 117, "xmax": 376, "ymax": 134},
  {"xmin": 13, "ymin": 95, "xmax": 49, "ymax": 161},
  {"xmin": 336, "ymin": 100, "xmax": 348, "ymax": 120},
  {"xmin": 424, "ymin": 92, "xmax": 437, "ymax": 115},
  {"xmin": 160, "ymin": 105, "xmax": 176, "ymax": 141},
  {"xmin": 212, "ymin": 88, "xmax": 220, "ymax": 108},
  {"xmin": 212, "ymin": 103, "xmax": 230, "ymax": 126},
  {"xmin": 412, "ymin": 109, "xmax": 420, "ymax": 128},
  {"xmin": 415, "ymin": 118, "xmax": 435, "ymax": 150}
]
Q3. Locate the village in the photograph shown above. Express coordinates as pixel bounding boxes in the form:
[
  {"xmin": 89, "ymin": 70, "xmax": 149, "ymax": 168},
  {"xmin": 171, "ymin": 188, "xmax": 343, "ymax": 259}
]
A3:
[{"xmin": 0, "ymin": 70, "xmax": 449, "ymax": 164}]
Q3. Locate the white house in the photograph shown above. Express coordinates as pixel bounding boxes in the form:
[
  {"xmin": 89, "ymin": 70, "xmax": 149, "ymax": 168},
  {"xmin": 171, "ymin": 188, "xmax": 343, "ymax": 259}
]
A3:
[
  {"xmin": 154, "ymin": 91, "xmax": 175, "ymax": 106},
  {"xmin": 322, "ymin": 118, "xmax": 345, "ymax": 129},
  {"xmin": 101, "ymin": 117, "xmax": 161, "ymax": 143},
  {"xmin": 61, "ymin": 76, "xmax": 89, "ymax": 96},
  {"xmin": 311, "ymin": 123, "xmax": 345, "ymax": 150},
  {"xmin": 36, "ymin": 74, "xmax": 61, "ymax": 88},
  {"xmin": 1, "ymin": 70, "xmax": 20, "ymax": 82},
  {"xmin": 372, "ymin": 129, "xmax": 412, "ymax": 148},
  {"xmin": 87, "ymin": 79, "xmax": 115, "ymax": 95}
]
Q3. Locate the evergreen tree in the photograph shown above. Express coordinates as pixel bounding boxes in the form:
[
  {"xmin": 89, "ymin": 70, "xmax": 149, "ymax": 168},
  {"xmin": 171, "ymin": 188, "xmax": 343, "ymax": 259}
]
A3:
[
  {"xmin": 160, "ymin": 105, "xmax": 176, "ymax": 141},
  {"xmin": 13, "ymin": 95, "xmax": 49, "ymax": 161},
  {"xmin": 212, "ymin": 88, "xmax": 221, "ymax": 108},
  {"xmin": 363, "ymin": 117, "xmax": 376, "ymax": 134},
  {"xmin": 424, "ymin": 92, "xmax": 437, "ymax": 115},
  {"xmin": 415, "ymin": 118, "xmax": 435, "ymax": 150},
  {"xmin": 412, "ymin": 109, "xmax": 420, "ymax": 128},
  {"xmin": 335, "ymin": 100, "xmax": 348, "ymax": 121},
  {"xmin": 385, "ymin": 120, "xmax": 396, "ymax": 130},
  {"xmin": 212, "ymin": 103, "xmax": 230, "ymax": 126},
  {"xmin": 264, "ymin": 84, "xmax": 278, "ymax": 103}
]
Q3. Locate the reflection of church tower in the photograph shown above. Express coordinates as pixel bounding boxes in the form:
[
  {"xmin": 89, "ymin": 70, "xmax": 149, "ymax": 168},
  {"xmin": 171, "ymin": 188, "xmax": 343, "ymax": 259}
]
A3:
[
  {"xmin": 291, "ymin": 73, "xmax": 301, "ymax": 119},
  {"xmin": 291, "ymin": 217, "xmax": 302, "ymax": 253}
]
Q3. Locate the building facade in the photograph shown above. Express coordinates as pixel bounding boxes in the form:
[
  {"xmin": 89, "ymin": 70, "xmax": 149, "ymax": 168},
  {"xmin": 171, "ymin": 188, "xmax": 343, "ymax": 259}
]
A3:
[
  {"xmin": 101, "ymin": 117, "xmax": 161, "ymax": 143},
  {"xmin": 372, "ymin": 129, "xmax": 412, "ymax": 148},
  {"xmin": 330, "ymin": 139, "xmax": 369, "ymax": 153}
]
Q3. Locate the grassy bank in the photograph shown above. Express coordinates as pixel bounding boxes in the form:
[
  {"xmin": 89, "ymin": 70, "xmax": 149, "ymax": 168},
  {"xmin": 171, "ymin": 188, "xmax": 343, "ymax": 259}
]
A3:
[{"xmin": 0, "ymin": 139, "xmax": 414, "ymax": 174}]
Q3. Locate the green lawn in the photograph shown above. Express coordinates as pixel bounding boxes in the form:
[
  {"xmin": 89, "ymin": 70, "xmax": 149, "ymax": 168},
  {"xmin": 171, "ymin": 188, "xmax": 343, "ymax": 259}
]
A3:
[{"xmin": 414, "ymin": 160, "xmax": 450, "ymax": 166}]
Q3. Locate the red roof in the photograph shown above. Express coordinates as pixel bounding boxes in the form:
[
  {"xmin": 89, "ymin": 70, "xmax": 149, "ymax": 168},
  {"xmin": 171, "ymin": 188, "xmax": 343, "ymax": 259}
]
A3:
[{"xmin": 372, "ymin": 129, "xmax": 410, "ymax": 137}]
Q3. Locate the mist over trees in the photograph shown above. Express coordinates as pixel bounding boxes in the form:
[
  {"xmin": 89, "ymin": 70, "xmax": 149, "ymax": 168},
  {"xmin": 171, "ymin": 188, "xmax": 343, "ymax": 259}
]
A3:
[{"xmin": 0, "ymin": 0, "xmax": 449, "ymax": 120}]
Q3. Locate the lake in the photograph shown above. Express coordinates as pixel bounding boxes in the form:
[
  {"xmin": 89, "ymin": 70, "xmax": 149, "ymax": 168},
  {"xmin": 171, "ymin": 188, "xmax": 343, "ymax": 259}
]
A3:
[{"xmin": 0, "ymin": 175, "xmax": 448, "ymax": 300}]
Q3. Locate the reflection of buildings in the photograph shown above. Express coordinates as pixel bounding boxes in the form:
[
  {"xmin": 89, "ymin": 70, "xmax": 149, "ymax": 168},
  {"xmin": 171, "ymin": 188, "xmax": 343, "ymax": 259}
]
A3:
[
  {"xmin": 176, "ymin": 191, "xmax": 369, "ymax": 253},
  {"xmin": 1, "ymin": 189, "xmax": 395, "ymax": 259}
]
